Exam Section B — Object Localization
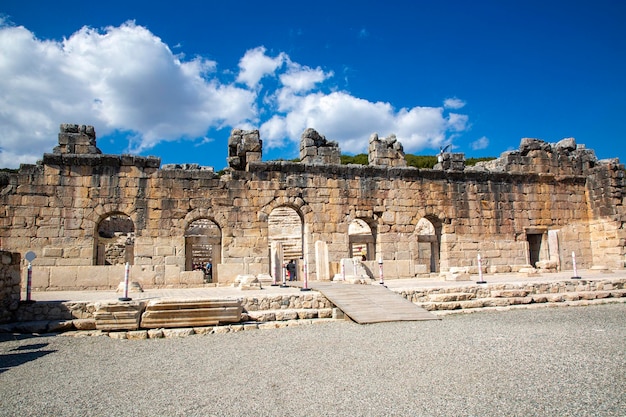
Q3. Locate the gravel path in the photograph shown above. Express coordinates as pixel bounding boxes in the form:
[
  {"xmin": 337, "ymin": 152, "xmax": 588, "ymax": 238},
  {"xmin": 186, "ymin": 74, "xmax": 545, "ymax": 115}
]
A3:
[{"xmin": 1, "ymin": 304, "xmax": 624, "ymax": 417}]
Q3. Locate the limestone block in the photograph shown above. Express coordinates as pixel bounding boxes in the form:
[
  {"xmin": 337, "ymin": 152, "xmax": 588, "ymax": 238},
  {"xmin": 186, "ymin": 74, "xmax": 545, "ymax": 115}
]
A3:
[
  {"xmin": 93, "ymin": 301, "xmax": 145, "ymax": 331},
  {"xmin": 162, "ymin": 265, "xmax": 183, "ymax": 285},
  {"xmin": 490, "ymin": 290, "xmax": 530, "ymax": 298},
  {"xmin": 76, "ymin": 266, "xmax": 110, "ymax": 288},
  {"xmin": 30, "ymin": 267, "xmax": 50, "ymax": 289},
  {"xmin": 73, "ymin": 318, "xmax": 96, "ymax": 330},
  {"xmin": 49, "ymin": 266, "xmax": 78, "ymax": 288},
  {"xmin": 488, "ymin": 265, "xmax": 512, "ymax": 274},
  {"xmin": 140, "ymin": 298, "xmax": 242, "ymax": 328},
  {"xmin": 234, "ymin": 274, "xmax": 262, "ymax": 290},
  {"xmin": 155, "ymin": 246, "xmax": 174, "ymax": 256},
  {"xmin": 414, "ymin": 264, "xmax": 429, "ymax": 274},
  {"xmin": 217, "ymin": 264, "xmax": 244, "ymax": 284},
  {"xmin": 180, "ymin": 270, "xmax": 204, "ymax": 286},
  {"xmin": 134, "ymin": 244, "xmax": 154, "ymax": 257},
  {"xmin": 428, "ymin": 292, "xmax": 475, "ymax": 302},
  {"xmin": 42, "ymin": 247, "xmax": 63, "ymax": 257}
]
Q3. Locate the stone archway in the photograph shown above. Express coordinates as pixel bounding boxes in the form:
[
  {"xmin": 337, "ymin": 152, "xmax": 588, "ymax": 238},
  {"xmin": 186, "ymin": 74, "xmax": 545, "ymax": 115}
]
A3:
[
  {"xmin": 348, "ymin": 219, "xmax": 375, "ymax": 260},
  {"xmin": 415, "ymin": 217, "xmax": 441, "ymax": 273},
  {"xmin": 185, "ymin": 218, "xmax": 221, "ymax": 282},
  {"xmin": 94, "ymin": 213, "xmax": 135, "ymax": 265},
  {"xmin": 268, "ymin": 206, "xmax": 303, "ymax": 280}
]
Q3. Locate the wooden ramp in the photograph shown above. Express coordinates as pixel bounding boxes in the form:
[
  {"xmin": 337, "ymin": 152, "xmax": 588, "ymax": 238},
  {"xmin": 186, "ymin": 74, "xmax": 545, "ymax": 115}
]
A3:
[{"xmin": 308, "ymin": 282, "xmax": 439, "ymax": 324}]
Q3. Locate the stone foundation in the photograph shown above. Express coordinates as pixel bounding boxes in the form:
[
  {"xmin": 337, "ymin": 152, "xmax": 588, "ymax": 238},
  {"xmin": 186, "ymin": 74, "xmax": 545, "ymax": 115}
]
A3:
[
  {"xmin": 0, "ymin": 251, "xmax": 21, "ymax": 323},
  {"xmin": 1, "ymin": 279, "xmax": 624, "ymax": 336}
]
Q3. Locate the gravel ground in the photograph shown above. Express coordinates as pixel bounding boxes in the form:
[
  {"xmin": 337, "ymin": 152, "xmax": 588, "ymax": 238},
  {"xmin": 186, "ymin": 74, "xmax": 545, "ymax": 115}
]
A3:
[{"xmin": 1, "ymin": 304, "xmax": 624, "ymax": 417}]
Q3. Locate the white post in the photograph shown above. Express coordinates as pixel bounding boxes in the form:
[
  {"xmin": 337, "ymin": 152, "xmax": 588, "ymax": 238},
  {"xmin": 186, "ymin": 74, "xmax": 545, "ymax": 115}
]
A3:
[
  {"xmin": 571, "ymin": 251, "xmax": 581, "ymax": 279},
  {"xmin": 476, "ymin": 254, "xmax": 486, "ymax": 284},
  {"xmin": 280, "ymin": 263, "xmax": 288, "ymax": 287},
  {"xmin": 119, "ymin": 262, "xmax": 132, "ymax": 301},
  {"xmin": 378, "ymin": 257, "xmax": 384, "ymax": 285},
  {"xmin": 341, "ymin": 259, "xmax": 345, "ymax": 281},
  {"xmin": 301, "ymin": 257, "xmax": 311, "ymax": 291},
  {"xmin": 26, "ymin": 262, "xmax": 32, "ymax": 302}
]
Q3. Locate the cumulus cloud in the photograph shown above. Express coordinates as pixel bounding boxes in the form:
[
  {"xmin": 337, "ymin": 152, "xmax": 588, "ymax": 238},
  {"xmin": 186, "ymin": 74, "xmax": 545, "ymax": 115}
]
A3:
[
  {"xmin": 0, "ymin": 21, "xmax": 256, "ymax": 166},
  {"xmin": 0, "ymin": 20, "xmax": 472, "ymax": 168},
  {"xmin": 471, "ymin": 136, "xmax": 490, "ymax": 150},
  {"xmin": 260, "ymin": 76, "xmax": 469, "ymax": 154},
  {"xmin": 236, "ymin": 46, "xmax": 285, "ymax": 89}
]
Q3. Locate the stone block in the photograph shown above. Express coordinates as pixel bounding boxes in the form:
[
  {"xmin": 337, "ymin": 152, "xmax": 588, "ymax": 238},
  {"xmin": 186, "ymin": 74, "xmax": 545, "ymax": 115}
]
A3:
[
  {"xmin": 140, "ymin": 298, "xmax": 242, "ymax": 328},
  {"xmin": 154, "ymin": 246, "xmax": 174, "ymax": 256},
  {"xmin": 134, "ymin": 244, "xmax": 154, "ymax": 257},
  {"xmin": 42, "ymin": 247, "xmax": 63, "ymax": 257},
  {"xmin": 180, "ymin": 270, "xmax": 204, "ymax": 286},
  {"xmin": 76, "ymin": 266, "xmax": 110, "ymax": 288},
  {"xmin": 49, "ymin": 266, "xmax": 78, "ymax": 288},
  {"xmin": 30, "ymin": 267, "xmax": 50, "ymax": 289},
  {"xmin": 93, "ymin": 301, "xmax": 145, "ymax": 331}
]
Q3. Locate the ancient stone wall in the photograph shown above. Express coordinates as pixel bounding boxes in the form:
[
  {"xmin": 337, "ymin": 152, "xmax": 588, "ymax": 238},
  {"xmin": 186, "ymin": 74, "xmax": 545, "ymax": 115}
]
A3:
[
  {"xmin": 0, "ymin": 251, "xmax": 21, "ymax": 323},
  {"xmin": 0, "ymin": 125, "xmax": 624, "ymax": 290}
]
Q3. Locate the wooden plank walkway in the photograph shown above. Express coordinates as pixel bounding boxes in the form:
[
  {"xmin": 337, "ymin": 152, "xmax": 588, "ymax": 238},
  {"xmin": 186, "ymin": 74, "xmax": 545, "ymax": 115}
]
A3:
[{"xmin": 308, "ymin": 282, "xmax": 439, "ymax": 324}]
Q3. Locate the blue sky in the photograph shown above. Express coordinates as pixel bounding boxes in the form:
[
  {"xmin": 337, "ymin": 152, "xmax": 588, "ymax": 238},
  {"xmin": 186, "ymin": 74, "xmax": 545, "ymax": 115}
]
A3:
[{"xmin": 1, "ymin": 0, "xmax": 624, "ymax": 170}]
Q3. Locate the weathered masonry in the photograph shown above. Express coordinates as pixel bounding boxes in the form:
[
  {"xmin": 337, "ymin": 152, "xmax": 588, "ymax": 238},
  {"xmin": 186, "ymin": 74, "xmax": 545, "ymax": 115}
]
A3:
[{"xmin": 0, "ymin": 124, "xmax": 624, "ymax": 290}]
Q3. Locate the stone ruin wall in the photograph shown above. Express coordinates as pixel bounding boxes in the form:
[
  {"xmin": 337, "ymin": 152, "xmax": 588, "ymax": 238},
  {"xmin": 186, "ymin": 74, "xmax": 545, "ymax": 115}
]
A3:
[
  {"xmin": 0, "ymin": 123, "xmax": 624, "ymax": 290},
  {"xmin": 0, "ymin": 251, "xmax": 21, "ymax": 323}
]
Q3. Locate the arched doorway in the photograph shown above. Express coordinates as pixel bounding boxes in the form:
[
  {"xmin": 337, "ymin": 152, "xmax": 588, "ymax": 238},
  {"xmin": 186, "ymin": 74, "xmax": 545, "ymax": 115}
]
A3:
[
  {"xmin": 415, "ymin": 217, "xmax": 441, "ymax": 273},
  {"xmin": 185, "ymin": 219, "xmax": 221, "ymax": 282},
  {"xmin": 348, "ymin": 219, "xmax": 375, "ymax": 260},
  {"xmin": 268, "ymin": 206, "xmax": 303, "ymax": 280},
  {"xmin": 95, "ymin": 213, "xmax": 135, "ymax": 265}
]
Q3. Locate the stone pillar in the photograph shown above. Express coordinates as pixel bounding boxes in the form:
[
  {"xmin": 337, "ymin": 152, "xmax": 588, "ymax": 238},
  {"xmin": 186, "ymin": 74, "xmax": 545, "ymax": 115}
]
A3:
[
  {"xmin": 315, "ymin": 241, "xmax": 330, "ymax": 281},
  {"xmin": 270, "ymin": 241, "xmax": 284, "ymax": 282},
  {"xmin": 300, "ymin": 128, "xmax": 341, "ymax": 165},
  {"xmin": 547, "ymin": 230, "xmax": 561, "ymax": 270},
  {"xmin": 368, "ymin": 133, "xmax": 406, "ymax": 167},
  {"xmin": 53, "ymin": 123, "xmax": 101, "ymax": 155},
  {"xmin": 227, "ymin": 129, "xmax": 262, "ymax": 170}
]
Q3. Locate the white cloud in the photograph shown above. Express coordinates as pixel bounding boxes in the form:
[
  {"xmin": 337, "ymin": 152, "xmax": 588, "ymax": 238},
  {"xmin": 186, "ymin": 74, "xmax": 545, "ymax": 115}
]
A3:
[
  {"xmin": 0, "ymin": 21, "xmax": 472, "ymax": 168},
  {"xmin": 444, "ymin": 97, "xmax": 466, "ymax": 109},
  {"xmin": 261, "ymin": 86, "xmax": 468, "ymax": 154},
  {"xmin": 279, "ymin": 61, "xmax": 332, "ymax": 93},
  {"xmin": 236, "ymin": 46, "xmax": 285, "ymax": 89},
  {"xmin": 471, "ymin": 136, "xmax": 490, "ymax": 150},
  {"xmin": 0, "ymin": 21, "xmax": 257, "ymax": 166}
]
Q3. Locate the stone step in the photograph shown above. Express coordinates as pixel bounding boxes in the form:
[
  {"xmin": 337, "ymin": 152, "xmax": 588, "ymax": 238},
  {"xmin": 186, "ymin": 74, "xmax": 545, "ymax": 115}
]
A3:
[
  {"xmin": 418, "ymin": 290, "xmax": 626, "ymax": 311},
  {"xmin": 427, "ymin": 292, "xmax": 476, "ymax": 302},
  {"xmin": 140, "ymin": 298, "xmax": 242, "ymax": 329},
  {"xmin": 93, "ymin": 301, "xmax": 145, "ymax": 331}
]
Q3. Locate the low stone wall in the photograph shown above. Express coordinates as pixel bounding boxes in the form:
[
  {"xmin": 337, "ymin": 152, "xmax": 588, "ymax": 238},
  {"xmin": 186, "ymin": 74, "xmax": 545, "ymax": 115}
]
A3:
[
  {"xmin": 395, "ymin": 278, "xmax": 626, "ymax": 311},
  {"xmin": 4, "ymin": 293, "xmax": 333, "ymax": 334},
  {"xmin": 2, "ymin": 279, "xmax": 624, "ymax": 337},
  {"xmin": 0, "ymin": 250, "xmax": 21, "ymax": 323}
]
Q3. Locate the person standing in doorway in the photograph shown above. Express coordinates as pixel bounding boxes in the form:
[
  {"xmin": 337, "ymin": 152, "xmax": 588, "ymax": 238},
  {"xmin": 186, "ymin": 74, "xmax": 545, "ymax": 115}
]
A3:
[{"xmin": 286, "ymin": 260, "xmax": 297, "ymax": 281}]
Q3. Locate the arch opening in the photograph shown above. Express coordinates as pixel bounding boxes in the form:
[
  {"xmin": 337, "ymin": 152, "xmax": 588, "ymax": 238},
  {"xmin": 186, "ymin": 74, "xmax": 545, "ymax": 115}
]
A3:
[
  {"xmin": 415, "ymin": 216, "xmax": 441, "ymax": 273},
  {"xmin": 95, "ymin": 213, "xmax": 135, "ymax": 266},
  {"xmin": 268, "ymin": 206, "xmax": 303, "ymax": 280},
  {"xmin": 185, "ymin": 218, "xmax": 221, "ymax": 282},
  {"xmin": 348, "ymin": 219, "xmax": 375, "ymax": 260}
]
